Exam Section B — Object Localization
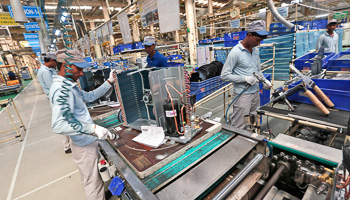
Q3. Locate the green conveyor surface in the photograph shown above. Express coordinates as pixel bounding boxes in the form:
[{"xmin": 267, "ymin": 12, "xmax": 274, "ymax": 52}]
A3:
[{"xmin": 142, "ymin": 131, "xmax": 234, "ymax": 191}]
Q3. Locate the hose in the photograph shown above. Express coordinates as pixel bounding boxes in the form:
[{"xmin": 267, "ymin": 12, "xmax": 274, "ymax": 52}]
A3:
[
  {"xmin": 55, "ymin": 9, "xmax": 88, "ymax": 134},
  {"xmin": 225, "ymin": 84, "xmax": 250, "ymax": 124},
  {"xmin": 267, "ymin": 0, "xmax": 294, "ymax": 29}
]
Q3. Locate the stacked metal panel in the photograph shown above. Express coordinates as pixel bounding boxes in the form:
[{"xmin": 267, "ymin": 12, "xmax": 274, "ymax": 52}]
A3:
[{"xmin": 260, "ymin": 33, "xmax": 294, "ymax": 80}]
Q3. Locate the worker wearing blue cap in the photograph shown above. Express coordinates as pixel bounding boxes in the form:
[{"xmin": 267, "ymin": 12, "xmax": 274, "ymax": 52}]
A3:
[
  {"xmin": 316, "ymin": 19, "xmax": 339, "ymax": 53},
  {"xmin": 143, "ymin": 36, "xmax": 168, "ymax": 67},
  {"xmin": 50, "ymin": 49, "xmax": 117, "ymax": 200},
  {"xmin": 221, "ymin": 20, "xmax": 270, "ymax": 129}
]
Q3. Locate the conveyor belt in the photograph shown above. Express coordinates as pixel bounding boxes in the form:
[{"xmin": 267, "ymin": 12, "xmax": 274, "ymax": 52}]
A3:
[
  {"xmin": 108, "ymin": 120, "xmax": 223, "ymax": 178},
  {"xmin": 259, "ymin": 103, "xmax": 349, "ymax": 129}
]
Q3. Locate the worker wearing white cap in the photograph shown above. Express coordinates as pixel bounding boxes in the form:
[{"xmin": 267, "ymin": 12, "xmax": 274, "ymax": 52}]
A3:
[
  {"xmin": 143, "ymin": 36, "xmax": 168, "ymax": 67},
  {"xmin": 50, "ymin": 49, "xmax": 117, "ymax": 200},
  {"xmin": 316, "ymin": 19, "xmax": 339, "ymax": 53},
  {"xmin": 38, "ymin": 52, "xmax": 72, "ymax": 154},
  {"xmin": 221, "ymin": 20, "xmax": 270, "ymax": 129}
]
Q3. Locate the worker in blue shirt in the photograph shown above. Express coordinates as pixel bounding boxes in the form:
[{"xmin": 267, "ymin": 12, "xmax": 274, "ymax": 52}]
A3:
[
  {"xmin": 221, "ymin": 20, "xmax": 270, "ymax": 129},
  {"xmin": 50, "ymin": 49, "xmax": 117, "ymax": 200},
  {"xmin": 316, "ymin": 19, "xmax": 339, "ymax": 53},
  {"xmin": 38, "ymin": 52, "xmax": 72, "ymax": 154},
  {"xmin": 8, "ymin": 70, "xmax": 16, "ymax": 80},
  {"xmin": 143, "ymin": 36, "xmax": 168, "ymax": 67}
]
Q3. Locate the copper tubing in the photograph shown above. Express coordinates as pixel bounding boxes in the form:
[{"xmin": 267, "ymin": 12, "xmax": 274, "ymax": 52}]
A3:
[
  {"xmin": 165, "ymin": 85, "xmax": 185, "ymax": 135},
  {"xmin": 313, "ymin": 85, "xmax": 334, "ymax": 108},
  {"xmin": 303, "ymin": 89, "xmax": 330, "ymax": 115}
]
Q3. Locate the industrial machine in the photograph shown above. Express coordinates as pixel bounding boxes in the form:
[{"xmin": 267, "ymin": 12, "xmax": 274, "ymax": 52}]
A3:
[
  {"xmin": 84, "ymin": 66, "xmax": 348, "ymax": 200},
  {"xmin": 115, "ymin": 67, "xmax": 202, "ymax": 143},
  {"xmin": 0, "ymin": 64, "xmax": 23, "ymax": 96},
  {"xmin": 19, "ymin": 66, "xmax": 32, "ymax": 80}
]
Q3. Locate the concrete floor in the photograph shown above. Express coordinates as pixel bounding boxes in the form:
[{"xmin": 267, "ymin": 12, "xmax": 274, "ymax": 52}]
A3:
[
  {"xmin": 0, "ymin": 77, "xmax": 289, "ymax": 200},
  {"xmin": 0, "ymin": 79, "xmax": 85, "ymax": 200}
]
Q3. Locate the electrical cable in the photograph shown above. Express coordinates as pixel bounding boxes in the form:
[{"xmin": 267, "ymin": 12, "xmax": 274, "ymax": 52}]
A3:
[{"xmin": 225, "ymin": 84, "xmax": 250, "ymax": 124}]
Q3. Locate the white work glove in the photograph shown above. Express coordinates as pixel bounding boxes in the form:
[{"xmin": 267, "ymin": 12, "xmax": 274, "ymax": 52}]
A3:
[
  {"xmin": 244, "ymin": 76, "xmax": 258, "ymax": 85},
  {"xmin": 107, "ymin": 69, "xmax": 122, "ymax": 83},
  {"xmin": 262, "ymin": 83, "xmax": 271, "ymax": 90},
  {"xmin": 94, "ymin": 125, "xmax": 116, "ymax": 140}
]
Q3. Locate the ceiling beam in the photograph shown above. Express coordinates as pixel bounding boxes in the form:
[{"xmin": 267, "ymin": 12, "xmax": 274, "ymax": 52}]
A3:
[{"xmin": 1, "ymin": 0, "xmax": 127, "ymax": 7}]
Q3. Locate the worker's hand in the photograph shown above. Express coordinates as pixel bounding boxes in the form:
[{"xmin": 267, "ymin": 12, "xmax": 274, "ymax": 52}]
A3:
[
  {"xmin": 94, "ymin": 125, "xmax": 116, "ymax": 140},
  {"xmin": 108, "ymin": 69, "xmax": 123, "ymax": 83},
  {"xmin": 244, "ymin": 76, "xmax": 258, "ymax": 85},
  {"xmin": 262, "ymin": 83, "xmax": 272, "ymax": 90}
]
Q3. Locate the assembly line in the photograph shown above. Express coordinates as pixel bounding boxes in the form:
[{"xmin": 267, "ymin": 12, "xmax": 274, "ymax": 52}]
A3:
[{"xmin": 1, "ymin": 0, "xmax": 350, "ymax": 200}]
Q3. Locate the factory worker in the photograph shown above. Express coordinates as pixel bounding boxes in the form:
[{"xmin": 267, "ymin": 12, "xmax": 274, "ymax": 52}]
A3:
[
  {"xmin": 316, "ymin": 19, "xmax": 339, "ymax": 53},
  {"xmin": 8, "ymin": 70, "xmax": 16, "ymax": 80},
  {"xmin": 221, "ymin": 20, "xmax": 269, "ymax": 129},
  {"xmin": 143, "ymin": 36, "xmax": 168, "ymax": 67},
  {"xmin": 38, "ymin": 52, "xmax": 71, "ymax": 154},
  {"xmin": 50, "ymin": 49, "xmax": 117, "ymax": 200}
]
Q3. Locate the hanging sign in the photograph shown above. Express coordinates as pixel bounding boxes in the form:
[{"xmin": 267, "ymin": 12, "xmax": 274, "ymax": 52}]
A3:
[
  {"xmin": 117, "ymin": 11, "xmax": 132, "ymax": 44},
  {"xmin": 20, "ymin": 41, "xmax": 30, "ymax": 48},
  {"xmin": 23, "ymin": 33, "xmax": 39, "ymax": 40},
  {"xmin": 230, "ymin": 19, "xmax": 240, "ymax": 28},
  {"xmin": 138, "ymin": 0, "xmax": 159, "ymax": 27},
  {"xmin": 334, "ymin": 11, "xmax": 348, "ymax": 20},
  {"xmin": 28, "ymin": 40, "xmax": 40, "ymax": 47},
  {"xmin": 157, "ymin": 0, "xmax": 180, "ymax": 33},
  {"xmin": 0, "ymin": 12, "xmax": 18, "ymax": 26},
  {"xmin": 277, "ymin": 7, "xmax": 288, "ymax": 18},
  {"xmin": 90, "ymin": 30, "xmax": 96, "ymax": 45},
  {"xmin": 24, "ymin": 22, "xmax": 48, "ymax": 31},
  {"xmin": 7, "ymin": 5, "xmax": 43, "ymax": 18},
  {"xmin": 199, "ymin": 26, "xmax": 206, "ymax": 34}
]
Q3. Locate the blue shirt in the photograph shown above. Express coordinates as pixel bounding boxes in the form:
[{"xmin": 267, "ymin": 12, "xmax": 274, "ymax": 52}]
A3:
[
  {"xmin": 147, "ymin": 50, "xmax": 168, "ymax": 67},
  {"xmin": 49, "ymin": 75, "xmax": 112, "ymax": 147},
  {"xmin": 221, "ymin": 42, "xmax": 262, "ymax": 94},
  {"xmin": 38, "ymin": 64, "xmax": 57, "ymax": 97},
  {"xmin": 316, "ymin": 31, "xmax": 338, "ymax": 53}
]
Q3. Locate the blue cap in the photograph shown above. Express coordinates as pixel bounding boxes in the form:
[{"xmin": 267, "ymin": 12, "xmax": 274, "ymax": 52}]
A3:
[{"xmin": 247, "ymin": 20, "xmax": 269, "ymax": 36}]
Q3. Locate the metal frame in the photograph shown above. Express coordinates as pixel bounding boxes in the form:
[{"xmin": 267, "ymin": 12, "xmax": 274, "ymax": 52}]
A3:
[{"xmin": 0, "ymin": 99, "xmax": 26, "ymax": 143}]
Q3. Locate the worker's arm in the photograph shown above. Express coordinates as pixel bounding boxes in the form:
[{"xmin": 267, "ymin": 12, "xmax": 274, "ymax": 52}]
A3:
[
  {"xmin": 220, "ymin": 51, "xmax": 245, "ymax": 83},
  {"xmin": 41, "ymin": 70, "xmax": 53, "ymax": 96},
  {"xmin": 315, "ymin": 34, "xmax": 323, "ymax": 51},
  {"xmin": 161, "ymin": 56, "xmax": 168, "ymax": 67},
  {"xmin": 335, "ymin": 36, "xmax": 339, "ymax": 54},
  {"xmin": 51, "ymin": 85, "xmax": 95, "ymax": 135},
  {"xmin": 78, "ymin": 81, "xmax": 112, "ymax": 102}
]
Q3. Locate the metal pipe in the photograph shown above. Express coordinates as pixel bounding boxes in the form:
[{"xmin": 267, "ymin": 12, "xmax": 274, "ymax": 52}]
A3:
[
  {"xmin": 267, "ymin": 0, "xmax": 294, "ymax": 29},
  {"xmin": 212, "ymin": 154, "xmax": 264, "ymax": 200},
  {"xmin": 254, "ymin": 163, "xmax": 288, "ymax": 200}
]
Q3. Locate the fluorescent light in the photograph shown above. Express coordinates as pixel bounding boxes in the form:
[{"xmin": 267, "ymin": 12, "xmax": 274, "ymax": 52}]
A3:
[
  {"xmin": 60, "ymin": 12, "xmax": 68, "ymax": 22},
  {"xmin": 45, "ymin": 5, "xmax": 57, "ymax": 10},
  {"xmin": 315, "ymin": 13, "xmax": 329, "ymax": 18},
  {"xmin": 70, "ymin": 6, "xmax": 92, "ymax": 9},
  {"xmin": 55, "ymin": 30, "xmax": 61, "ymax": 36},
  {"xmin": 53, "ymin": 39, "xmax": 56, "ymax": 43}
]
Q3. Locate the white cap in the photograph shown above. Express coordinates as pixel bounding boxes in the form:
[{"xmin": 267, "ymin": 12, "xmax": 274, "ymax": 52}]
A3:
[
  {"xmin": 328, "ymin": 19, "xmax": 338, "ymax": 25},
  {"xmin": 143, "ymin": 36, "xmax": 156, "ymax": 46},
  {"xmin": 42, "ymin": 52, "xmax": 57, "ymax": 60}
]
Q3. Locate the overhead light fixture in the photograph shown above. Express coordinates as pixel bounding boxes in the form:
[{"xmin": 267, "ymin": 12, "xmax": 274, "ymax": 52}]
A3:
[
  {"xmin": 53, "ymin": 39, "xmax": 56, "ymax": 43},
  {"xmin": 60, "ymin": 12, "xmax": 68, "ymax": 22},
  {"xmin": 315, "ymin": 13, "xmax": 329, "ymax": 18},
  {"xmin": 45, "ymin": 5, "xmax": 57, "ymax": 10},
  {"xmin": 55, "ymin": 30, "xmax": 61, "ymax": 36}
]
